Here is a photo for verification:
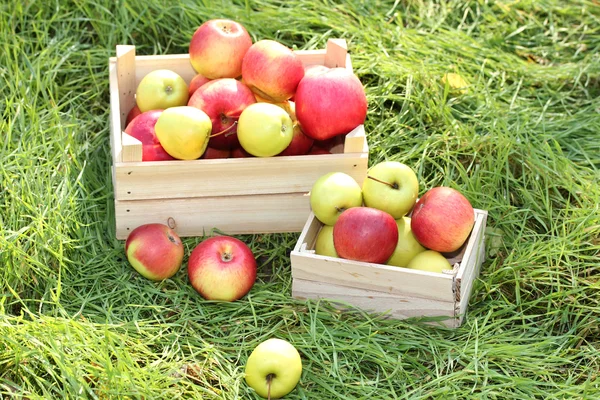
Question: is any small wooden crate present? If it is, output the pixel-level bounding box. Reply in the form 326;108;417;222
108;39;369;239
290;209;488;328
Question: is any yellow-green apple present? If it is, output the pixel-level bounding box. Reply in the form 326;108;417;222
314;225;337;258
237;102;294;157
411;187;475;253
386;217;426;268
241;39;305;102
155;106;212;160
295;68;367;140
245;338;302;399
362;161;419;219
125;223;184;281
188;73;211;97
188;236;257;301
333;207;398;264
201;146;231;159
135;69;189;112
124;110;175;161
406;250;452;273
189;19;252;79
188;78;256;150
309;172;363;226
125;103;142;126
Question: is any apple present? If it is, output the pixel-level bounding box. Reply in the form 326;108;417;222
125;223;184;281
154;106;212;160
245;338;302;399
241;39;305;102
231;146;254;158
333;207;398;264
188;236;257;301
307;146;331;155
386;217;426;268
188;73;211;97
124;110;175;162
135;69;189;112
125;103;142;126
309;172;363;226
411;187;475;253
188;78;256;150
189;19;253;79
201;146;231;159
237;102;294;157
277;124;313;156
362;161;419;219
314;225;338;258
295;67;367;141
406;250;452;274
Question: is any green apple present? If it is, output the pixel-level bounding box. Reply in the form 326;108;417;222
245;338;302;399
405;250;452;274
386;216;426;268
314;225;337;257
135;69;189;112
237;102;294;157
361;161;419;219
309;172;363;226
154;106;212;160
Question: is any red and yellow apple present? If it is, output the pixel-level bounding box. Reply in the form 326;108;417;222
188;73;211;97
124;110;175;162
135;69;189;112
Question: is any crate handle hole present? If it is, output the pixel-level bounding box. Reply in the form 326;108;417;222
167;217;176;229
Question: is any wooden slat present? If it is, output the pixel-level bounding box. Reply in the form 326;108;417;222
343;125;368;154
116;45;136;128
121;132;142;162
324;39;348;68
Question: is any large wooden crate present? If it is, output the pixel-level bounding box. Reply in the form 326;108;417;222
290;209;488;328
108;39;369;239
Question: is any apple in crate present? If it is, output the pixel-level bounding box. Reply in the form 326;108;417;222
189;19;252;79
386;217;426;268
406;250;453;274
237;103;294;157
362;161;419;219
124;110;175;161
277;124;313;156
310;172;363;226
135;69;189;112
245;338;302;399
314;225;337;258
411;187;475;253
188;236;257;301
125;104;142;126
201;146;231;159
241;39;305;102
125;223;184;281
333;207;398;264
307;146;331;155
188;73;211;97
295;68;367;141
155;106;212;160
188;78;256;150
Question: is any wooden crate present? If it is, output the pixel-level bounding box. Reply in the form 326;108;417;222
290;209;488;328
108;39;369;239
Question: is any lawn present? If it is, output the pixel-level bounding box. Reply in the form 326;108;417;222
1;0;600;398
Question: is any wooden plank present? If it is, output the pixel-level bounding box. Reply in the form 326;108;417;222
324;39;348;68
114;192;311;240
113;150;368;201
292;212;321;253
116;45;136;128
343;125;368;154
121;132;142;162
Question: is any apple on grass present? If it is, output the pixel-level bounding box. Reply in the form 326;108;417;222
314;225;337;258
406;250;453;274
155;106;212;160
386;217;426;268
237;102;294;157
125;223;184;281
411;186;475;253
188;236;257;301
135;69;189;112
124;110;175;162
189;19;253;79
241;39;305;102
333;207;398;264
188;78;256;150
362;161;419;219
295;67;367;141
245;338;302;399
309;172;363;226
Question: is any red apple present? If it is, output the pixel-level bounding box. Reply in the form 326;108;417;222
125;223;184;281
188;236;257;301
124;110;175;161
241;39;305;102
307;146;331;155
188;73;211;97
295;68;367;141
125;104;142;126
333;207;398;264
410;187;475;253
201;146;231;159
230;146;253;158
188;78;256;149
189;19;252;79
278;124;314;156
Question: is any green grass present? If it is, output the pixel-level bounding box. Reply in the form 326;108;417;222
1;0;599;398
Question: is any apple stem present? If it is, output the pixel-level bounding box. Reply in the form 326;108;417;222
366;175;399;189
210;121;238;138
266;373;274;400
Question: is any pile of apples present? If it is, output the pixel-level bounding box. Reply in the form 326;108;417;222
125;18;368;161
310;161;476;272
